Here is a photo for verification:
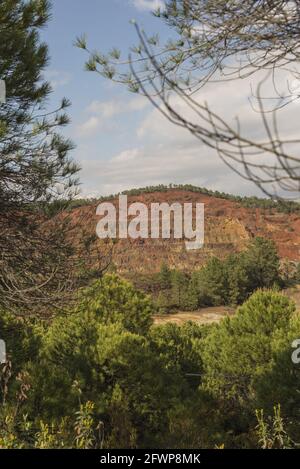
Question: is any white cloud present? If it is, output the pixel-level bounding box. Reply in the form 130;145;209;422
111;148;141;163
44;70;71;89
87;100;120;119
87;95;148;118
78;65;300;197
78;95;149;137
79;137;255;198
77;116;101;137
137;68;300;151
131;0;165;11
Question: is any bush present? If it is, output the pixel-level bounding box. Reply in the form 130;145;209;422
0;311;40;374
75;274;154;335
201;290;295;404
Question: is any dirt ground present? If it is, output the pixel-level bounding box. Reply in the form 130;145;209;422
153;285;300;326
153;306;235;326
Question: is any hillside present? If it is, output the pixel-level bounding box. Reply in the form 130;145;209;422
66;186;300;275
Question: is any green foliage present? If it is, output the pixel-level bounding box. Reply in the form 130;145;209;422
148;322;204;389
104;385;137;449
0;311;41;374
75;274;154;335
196;257;229;306
202;290;295;404
256;404;293;449
34;420;67;449
0;0;79;206
5;0;299;450
200;237;280;306
0;0;80;313
1;274;299;448
226;254;251;305
159;263;172;289
33;320;181;446
156;290;171;314
243;237;280;290
295;263;300;283
253;313;300;430
153;237;281;313
74;401;97;449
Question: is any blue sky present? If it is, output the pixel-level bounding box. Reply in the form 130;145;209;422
40;0;275;198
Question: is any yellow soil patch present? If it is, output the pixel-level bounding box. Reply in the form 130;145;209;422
153;306;235;326
153;285;300;326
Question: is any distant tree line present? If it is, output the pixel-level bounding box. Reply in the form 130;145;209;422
141;237;282;313
65;184;300;214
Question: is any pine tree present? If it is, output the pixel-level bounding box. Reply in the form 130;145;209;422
0;0;80;313
196;257;229;306
243;237;281;291
159;263;172;290
185;276;199;311
157;291;170;314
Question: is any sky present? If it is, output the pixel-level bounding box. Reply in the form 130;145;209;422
40;0;299;199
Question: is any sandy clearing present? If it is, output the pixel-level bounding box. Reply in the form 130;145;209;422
153;306;235;326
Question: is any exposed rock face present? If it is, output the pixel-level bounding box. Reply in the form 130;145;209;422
67;190;300;274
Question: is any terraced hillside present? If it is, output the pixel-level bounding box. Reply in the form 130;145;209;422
66;187;300;274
